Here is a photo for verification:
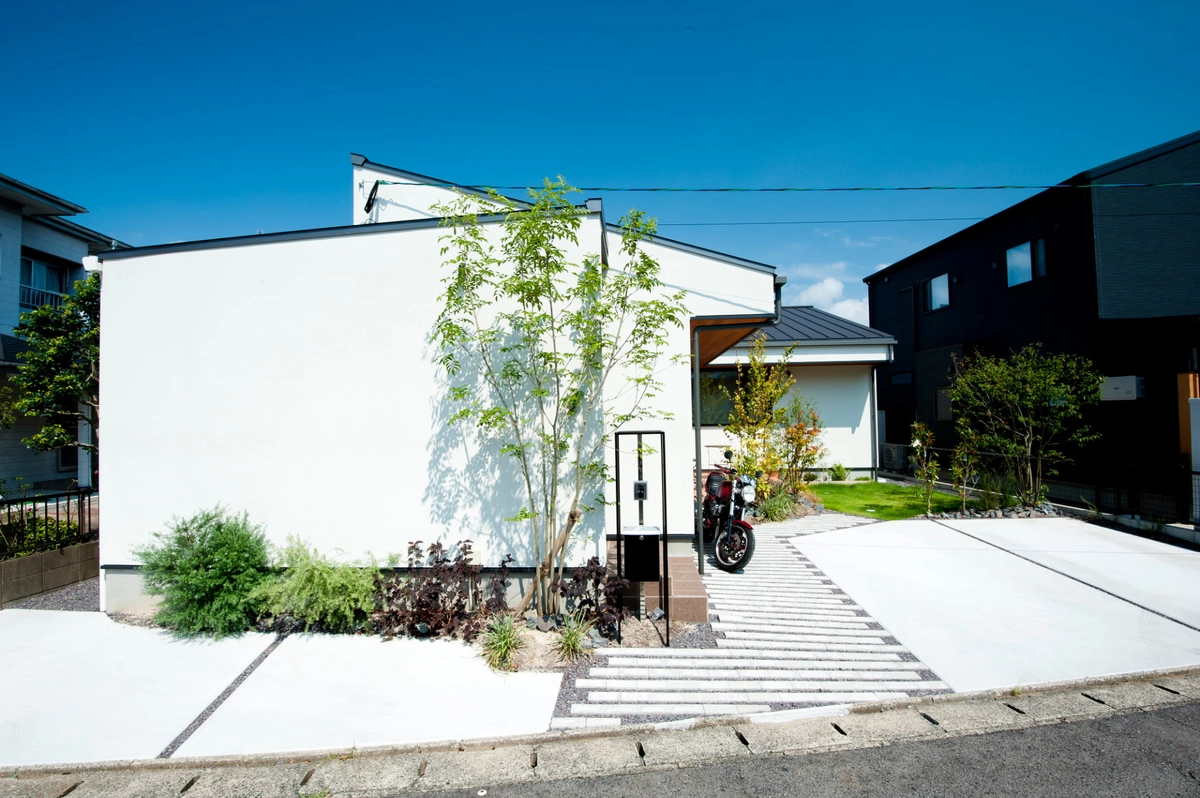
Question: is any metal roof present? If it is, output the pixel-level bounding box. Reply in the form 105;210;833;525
0;172;88;217
750;306;895;345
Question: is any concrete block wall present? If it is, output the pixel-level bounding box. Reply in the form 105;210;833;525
1;540;98;606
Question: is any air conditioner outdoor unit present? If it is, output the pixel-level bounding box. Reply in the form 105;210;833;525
880;443;907;472
1100;375;1144;401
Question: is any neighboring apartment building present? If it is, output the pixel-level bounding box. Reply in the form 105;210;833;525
865;130;1200;483
0;172;125;491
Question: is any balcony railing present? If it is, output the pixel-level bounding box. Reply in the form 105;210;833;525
19;285;64;310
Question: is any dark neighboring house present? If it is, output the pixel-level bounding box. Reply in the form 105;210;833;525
864;130;1200;505
0;171;126;491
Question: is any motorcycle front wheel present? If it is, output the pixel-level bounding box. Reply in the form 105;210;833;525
713;524;756;572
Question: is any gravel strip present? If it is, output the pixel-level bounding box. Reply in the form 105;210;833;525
157;633;288;758
4;577;99;612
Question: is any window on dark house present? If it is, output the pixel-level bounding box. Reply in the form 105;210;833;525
922;273;950;311
1006;238;1046;287
935;388;953;420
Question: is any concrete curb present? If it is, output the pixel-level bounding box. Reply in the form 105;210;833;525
6;664;1199;785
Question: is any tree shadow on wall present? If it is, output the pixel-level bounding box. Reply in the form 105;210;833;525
422;348;605;571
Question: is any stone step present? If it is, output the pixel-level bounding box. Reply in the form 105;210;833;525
720;629;888;642
711;618;873;631
717;639;908;653
586;691;921;704
549;717;621;729
571;703;773;716
577;678;945;691
586;668;926;680
598;658;924;671
712;609;863;620
602;648;903;661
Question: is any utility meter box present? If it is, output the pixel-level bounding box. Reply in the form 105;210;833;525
622;525;661;582
1100;375;1145;401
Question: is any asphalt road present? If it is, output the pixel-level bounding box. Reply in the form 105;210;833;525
421;702;1200;798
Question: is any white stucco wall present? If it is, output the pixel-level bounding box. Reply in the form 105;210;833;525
602;231;777;542
98;214;778;609
352;163;502;225
699;364;878;473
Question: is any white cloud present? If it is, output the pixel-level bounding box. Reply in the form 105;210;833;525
797;277;845;307
826;298;871;325
782;270;873;326
873;262;892;272
816;229;893;248
788;260;849;280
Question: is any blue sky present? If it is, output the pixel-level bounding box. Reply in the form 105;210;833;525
5;0;1197;324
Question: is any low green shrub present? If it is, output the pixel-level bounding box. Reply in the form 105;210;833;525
754;491;795;522
251;537;378;632
829;463;849;482
480;614;524;670
134;507;269;637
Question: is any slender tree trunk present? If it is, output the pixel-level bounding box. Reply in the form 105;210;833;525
515;504;581;616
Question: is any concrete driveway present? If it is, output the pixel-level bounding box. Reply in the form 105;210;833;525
0;611;561;768
3;515;1199;768
791;517;1200;693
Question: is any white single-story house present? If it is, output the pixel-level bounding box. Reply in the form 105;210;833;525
94;155;794;611
700;306;895;477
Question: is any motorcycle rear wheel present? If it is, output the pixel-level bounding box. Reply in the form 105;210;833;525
713;525;756;572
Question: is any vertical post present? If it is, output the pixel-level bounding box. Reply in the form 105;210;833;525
660;431;670;647
693;329;705;576
614;435;624;644
636;433;645;527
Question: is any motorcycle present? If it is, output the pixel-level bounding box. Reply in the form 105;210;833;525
702;449;758;572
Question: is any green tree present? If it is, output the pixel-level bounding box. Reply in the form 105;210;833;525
780;395;825;491
7;272;101;457
949;344;1103;506
910;421;938;515
432;180;688;616
724;333;794;495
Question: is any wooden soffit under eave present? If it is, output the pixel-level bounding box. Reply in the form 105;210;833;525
691;317;771;366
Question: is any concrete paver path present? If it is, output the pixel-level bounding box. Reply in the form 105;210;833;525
556;513;949;726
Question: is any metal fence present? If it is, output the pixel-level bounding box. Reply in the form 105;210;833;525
0;489;98;561
878;444;1197;525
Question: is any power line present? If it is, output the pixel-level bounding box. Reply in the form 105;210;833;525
658;216;984;227
656;211;1200;227
376;179;1200;193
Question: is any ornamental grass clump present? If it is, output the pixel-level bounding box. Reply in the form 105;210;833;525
251;536;378;632
480;614;524;670
134;507;269;637
554;610;594;663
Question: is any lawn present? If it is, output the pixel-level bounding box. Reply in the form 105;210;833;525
810;481;966;520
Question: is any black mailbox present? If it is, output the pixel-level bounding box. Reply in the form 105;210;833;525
623;526;661;581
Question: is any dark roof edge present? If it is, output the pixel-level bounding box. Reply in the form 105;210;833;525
0;171;88;216
865;129;1200;285
863;189;1047;284
751;336;897;347
604;222;777;275
350;153;531;208
37;216;130;252
93;206;602;262
1075;129;1200;181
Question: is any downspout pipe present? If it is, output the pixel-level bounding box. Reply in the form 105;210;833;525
692;273;788;574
